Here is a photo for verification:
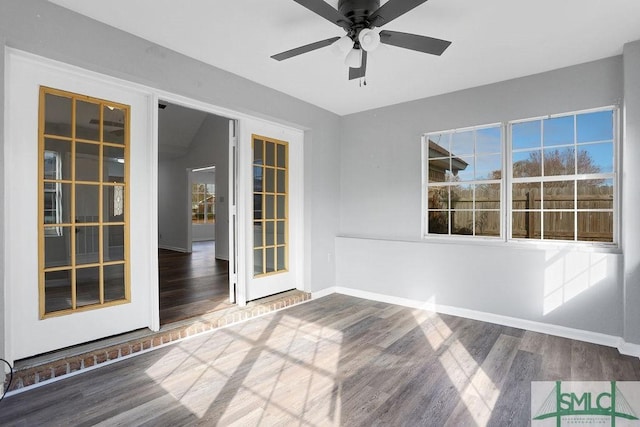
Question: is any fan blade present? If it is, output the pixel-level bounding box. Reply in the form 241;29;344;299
379;30;451;55
271;37;340;61
348;50;367;80
369;0;429;27
293;0;351;29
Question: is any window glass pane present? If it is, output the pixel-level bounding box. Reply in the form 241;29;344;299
75;184;100;222
277;221;286;245
543;115;574;146
476;127;501;154
103;105;126;144
512;183;541;210
44;94;72;137
76;143;100;182
44;227;71;268
475;184;501;209
103;146;125;183
543;181;574;209
428;159;450;182
253;139;263;163
577;212;613;243
265;142;275;166
577;110;613;143
265;221;275;246
453;157;474;182
450;184;472;209
45;270;72;313
277;169;286;193
277;144;286;168
577;179;613;209
265;168;275;192
577;142;613;174
543;211;575;241
254;249;263;275
253;222;263;248
277;246;286;271
104;185;125;222
476;154;501;180
428;187;449;210
104;264;126;302
103;225;125;262
76;100;100;141
513;150;541;177
451;131;474;156
428;211;448;234
265;247;275;273
76;225;100;265
475;211;500;237
512;211;541;239
265;195;275;219
543;147;575;176
76;267;100;307
427;133;449;158
512;121;541;150
451;211;473;235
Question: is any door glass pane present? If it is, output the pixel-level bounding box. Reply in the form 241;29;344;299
44;227;71;268
265;221;275;246
103;105;126;144
76;143;100;182
277;144;286;168
104;264;126;302
265;195;275;219
265;142;275;166
254;194;263;220
103;225;125;262
265;247;275;273
76;100;100;141
277;221;286;245
277;195;286;218
104;185;125;222
103;146;125;183
44;139;71;179
76;184;100;223
76;225;100;265
277;169;286;193
44;183;71;224
254;249;263;275
253;222;263;248
265;168;275;192
44;270;72;313
253;139;263;163
44;94;72;137
277;246;286;271
76;267;100;307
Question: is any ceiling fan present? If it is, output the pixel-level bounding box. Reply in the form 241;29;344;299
271;0;451;80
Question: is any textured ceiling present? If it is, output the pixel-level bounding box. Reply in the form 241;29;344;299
49;0;640;115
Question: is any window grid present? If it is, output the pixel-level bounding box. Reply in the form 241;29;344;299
252;134;288;277
39;86;130;318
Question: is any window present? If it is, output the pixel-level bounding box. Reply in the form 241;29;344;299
425;124;503;237
192;183;215;224
253;135;288;276
39;86;130;317
423;107;617;245
511;109;615;242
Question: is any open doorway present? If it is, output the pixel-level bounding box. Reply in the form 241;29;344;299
157;101;234;325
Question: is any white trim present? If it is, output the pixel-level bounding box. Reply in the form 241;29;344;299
312;286;640;358
158;244;189;253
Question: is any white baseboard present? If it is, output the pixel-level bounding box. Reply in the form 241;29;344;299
158;244;189;253
311;286;639;358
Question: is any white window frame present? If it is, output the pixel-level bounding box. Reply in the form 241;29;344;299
422;106;619;248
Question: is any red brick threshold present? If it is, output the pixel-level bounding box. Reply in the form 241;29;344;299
4;290;311;394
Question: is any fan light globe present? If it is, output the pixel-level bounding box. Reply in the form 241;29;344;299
332;35;353;55
344;48;362;67
358;28;380;52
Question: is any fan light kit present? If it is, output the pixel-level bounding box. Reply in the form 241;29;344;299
271;0;452;81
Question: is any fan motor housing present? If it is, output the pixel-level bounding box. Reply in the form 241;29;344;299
338;0;380;25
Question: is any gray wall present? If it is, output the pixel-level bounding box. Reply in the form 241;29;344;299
158;114;229;256
337;56;633;341
0;0;342;311
623;40;640;345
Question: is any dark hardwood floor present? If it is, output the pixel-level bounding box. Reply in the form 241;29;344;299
2;293;639;426
159;241;231;325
